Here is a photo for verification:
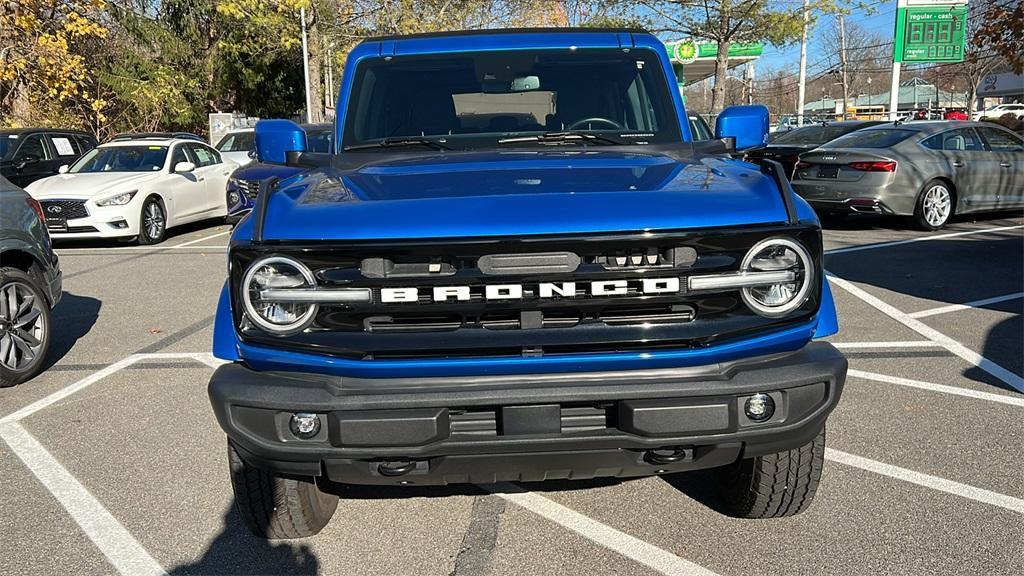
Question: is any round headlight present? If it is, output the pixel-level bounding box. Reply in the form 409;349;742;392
740;238;813;317
241;256;317;334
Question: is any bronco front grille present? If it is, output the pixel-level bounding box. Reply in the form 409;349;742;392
231;226;822;359
41;200;89;220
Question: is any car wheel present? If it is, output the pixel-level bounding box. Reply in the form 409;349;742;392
138;196;167;245
228;441;339;539
0;268;51;387
715;426;826;518
913;180;954;231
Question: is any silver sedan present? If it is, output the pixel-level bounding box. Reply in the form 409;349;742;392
791;121;1024;229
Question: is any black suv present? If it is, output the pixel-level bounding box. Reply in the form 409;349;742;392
1;129;98;187
0;176;62;386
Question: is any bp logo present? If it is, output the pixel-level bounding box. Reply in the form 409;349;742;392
673;40;698;64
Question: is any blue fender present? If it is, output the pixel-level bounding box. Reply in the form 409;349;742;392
212;282;241;361
814;273;839;339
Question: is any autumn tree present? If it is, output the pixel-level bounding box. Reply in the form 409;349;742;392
1;1;109;129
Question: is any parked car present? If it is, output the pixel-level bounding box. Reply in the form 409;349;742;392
215;128;256;167
1;128;98;188
208;28;845;539
792;120;1023;230
0;176;62;386
25;134;237;244
688;113;714;140
972;102;1024;121
943;108;969;121
225;123;332;224
745;120;887;178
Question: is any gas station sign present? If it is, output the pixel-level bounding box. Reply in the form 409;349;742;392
894;0;968;63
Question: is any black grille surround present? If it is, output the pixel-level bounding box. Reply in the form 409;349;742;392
231;225;823;360
40;200;89;220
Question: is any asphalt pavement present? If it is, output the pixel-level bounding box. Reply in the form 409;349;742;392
2;213;1022;576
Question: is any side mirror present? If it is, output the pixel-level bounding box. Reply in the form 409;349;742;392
15;154;40;170
715;104;770;151
58;164;70;174
255;119;307;165
174;161;196;173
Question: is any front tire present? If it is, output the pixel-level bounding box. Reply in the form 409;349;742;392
715;426;826;518
228;442;338;539
0;268;52;387
137;196;167;245
913;180;954;231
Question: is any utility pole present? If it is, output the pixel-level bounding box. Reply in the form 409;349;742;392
797;0;809;125
888;0;903;120
300;7;313;123
839;15;849;120
745;62;756;105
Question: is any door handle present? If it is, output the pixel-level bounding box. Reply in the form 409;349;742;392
952;161;964;167
198;177;206;182
1000;162;1012;168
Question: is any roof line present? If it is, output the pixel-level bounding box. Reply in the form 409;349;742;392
361;27;648;43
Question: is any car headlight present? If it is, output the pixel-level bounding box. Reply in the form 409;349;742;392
97;190;138;206
740;238;813;317
241;256;317;334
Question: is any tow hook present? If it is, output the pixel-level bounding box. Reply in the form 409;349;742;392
643;447;692;466
377;460;417;477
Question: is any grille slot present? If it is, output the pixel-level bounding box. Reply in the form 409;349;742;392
600;304;696;326
450;405;610;438
237;179;261;199
41;200;89;220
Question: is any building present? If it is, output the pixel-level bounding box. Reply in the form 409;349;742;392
803;78;968;119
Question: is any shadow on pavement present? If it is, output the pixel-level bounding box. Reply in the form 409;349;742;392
827;233;1023;390
43;291;101;370
167;501;319;575
819;210;1024;232
966;314;1024;387
51;218;227;250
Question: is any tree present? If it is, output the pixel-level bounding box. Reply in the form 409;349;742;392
1;1;109;129
638;1;830;113
973;0;1023;74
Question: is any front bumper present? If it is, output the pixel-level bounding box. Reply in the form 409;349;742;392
209;342;847;485
46;202;140;239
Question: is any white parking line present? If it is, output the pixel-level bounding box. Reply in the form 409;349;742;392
825;449;1024;514
827;274;1024;394
0;423;167;576
848;369;1024;407
825;224;1024;255
908;292;1024;319
169;230;230;248
832;341;943;349
488;484;718;576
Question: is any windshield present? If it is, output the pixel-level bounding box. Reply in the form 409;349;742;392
307;128;333;153
70;145;169;173
822;129;915;149
216;131;255;153
772;125;862;146
0;135;13;160
343;48;681;150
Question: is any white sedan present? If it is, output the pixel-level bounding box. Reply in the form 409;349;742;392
26;136;236;244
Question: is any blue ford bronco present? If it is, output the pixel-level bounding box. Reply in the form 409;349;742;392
208;28;846;539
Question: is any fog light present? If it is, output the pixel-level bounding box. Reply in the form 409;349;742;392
289;413;321;438
228;190;241;205
744;394;775;422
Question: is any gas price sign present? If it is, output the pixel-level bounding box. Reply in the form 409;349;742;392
893;0;968;63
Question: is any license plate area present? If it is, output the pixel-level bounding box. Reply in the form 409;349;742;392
45;215;68;233
817;165;840;179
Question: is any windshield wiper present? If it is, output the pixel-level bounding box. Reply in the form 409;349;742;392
497;131;625;146
344;137;451;151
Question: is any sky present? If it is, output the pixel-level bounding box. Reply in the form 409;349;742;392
755;1;902;77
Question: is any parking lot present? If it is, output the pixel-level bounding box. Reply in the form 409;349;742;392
2;214;1022;576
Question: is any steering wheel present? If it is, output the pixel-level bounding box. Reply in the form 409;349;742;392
566;117;624;131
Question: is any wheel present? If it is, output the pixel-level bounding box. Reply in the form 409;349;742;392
715;426;826;518
0;268;51;387
913;180;954;231
137;196;167;245
228;442;338;539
